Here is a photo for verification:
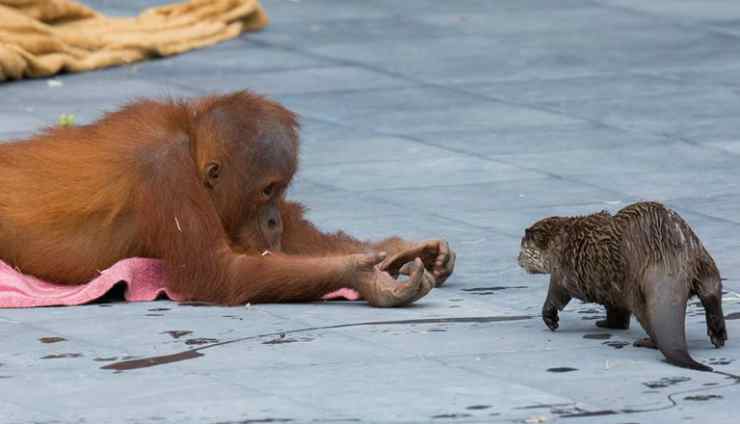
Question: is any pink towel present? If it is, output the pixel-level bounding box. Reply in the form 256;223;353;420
0;258;359;308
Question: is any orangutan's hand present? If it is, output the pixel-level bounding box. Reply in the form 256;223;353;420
380;240;456;286
349;254;435;307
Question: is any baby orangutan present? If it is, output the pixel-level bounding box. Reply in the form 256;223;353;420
0;90;456;307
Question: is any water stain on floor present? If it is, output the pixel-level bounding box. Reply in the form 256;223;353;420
558;410;617;418
461;286;526;295
41;353;82;359
93;357;119;362
431;413;471;419
603;341;630;349
465;405;491;410
39;337;66;344
262;335;314;345
101;350;203;371
643;376;691;389
100;315;533;371
581;315;605;321
185;338;219;345
547;367;578;373
708;357;734;366
516;403;574;410
724;312;740;320
163;330;193;339
148;307;170;312
684;394;722;401
583;333;611;340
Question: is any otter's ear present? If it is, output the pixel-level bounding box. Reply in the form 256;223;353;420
204;161;221;189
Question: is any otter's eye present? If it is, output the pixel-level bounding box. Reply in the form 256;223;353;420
262;184;274;197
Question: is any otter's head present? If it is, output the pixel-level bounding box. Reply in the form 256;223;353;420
517;217;569;274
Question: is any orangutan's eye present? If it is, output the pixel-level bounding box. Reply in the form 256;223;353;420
262;184;274;197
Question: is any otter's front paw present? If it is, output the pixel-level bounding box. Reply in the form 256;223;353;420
542;306;559;331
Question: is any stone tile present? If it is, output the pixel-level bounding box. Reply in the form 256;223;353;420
415;2;659;37
570;167;740;202
458;73;700;105
413;124;669;156
153;65;413;97
369;178;632;218
299;154;543;192
297;130;459;167
306;35;601;84
197;357;575;423
140;41;329;75
539;87;740;136
252;16;457;47
279;86;482;120
668;194;740;226
600;0;740;23
492;142;737;176
705;139;740;155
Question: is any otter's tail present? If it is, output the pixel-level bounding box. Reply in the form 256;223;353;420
643;267;712;372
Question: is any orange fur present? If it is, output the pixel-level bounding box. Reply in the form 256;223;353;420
0;91;417;305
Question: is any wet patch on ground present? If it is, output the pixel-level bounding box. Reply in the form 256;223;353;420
163;330;193;339
581;315;606;321
547;367;578;373
684;394;723;401
185;338;219;345
583;333;611;340
516;403;573;410
558;409;618;418
41;353;82;359
102;350;203;371
708;357;734;366
430;413;472;419
643;376;691;389
100;315;534;371
603;341;630;349
461;286;527;295
262;335;314;345
39;337;66;344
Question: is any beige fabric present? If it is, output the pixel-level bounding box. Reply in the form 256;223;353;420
0;0;268;81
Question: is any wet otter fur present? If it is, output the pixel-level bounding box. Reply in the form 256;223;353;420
518;201;727;371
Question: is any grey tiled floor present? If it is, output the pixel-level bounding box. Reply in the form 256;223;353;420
2;1;740;423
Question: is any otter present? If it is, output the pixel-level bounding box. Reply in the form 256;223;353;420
517;201;727;371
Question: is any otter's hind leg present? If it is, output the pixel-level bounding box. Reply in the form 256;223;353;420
694;273;727;348
597;306;631;329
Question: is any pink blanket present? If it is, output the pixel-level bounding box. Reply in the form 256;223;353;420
0;258;359;308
